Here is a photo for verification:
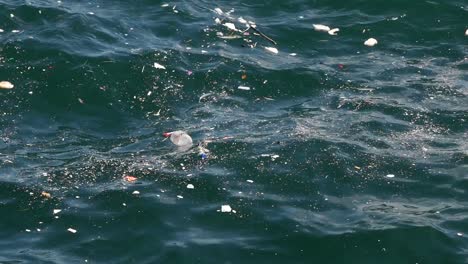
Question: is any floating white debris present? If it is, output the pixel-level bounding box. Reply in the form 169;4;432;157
364;38;378;47
87;12;94;15
201;50;208;53
186;184;195;189
11;30;20;33
214;18;221;24
457;232;463;236
271;154;280;160
246;179;254;183
132;190;140;195
223;22;237;31
313;24;331;32
265;47;278;54
25;229;31;232
289;53;297;56
177;195;183;199
0;81;14;89
10;14;14;18
214;7;223;15
53;209;62;215
238;17;247;24
386;174;395;178
161;3;169;7
328;28;339;36
238;86;251;91
0;29;3;33
465;29;468;36
67;228;77;234
221;205;232;213
153;62;166;69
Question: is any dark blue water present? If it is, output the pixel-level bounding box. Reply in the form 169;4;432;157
0;0;467;263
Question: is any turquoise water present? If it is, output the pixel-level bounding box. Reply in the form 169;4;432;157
0;0;467;263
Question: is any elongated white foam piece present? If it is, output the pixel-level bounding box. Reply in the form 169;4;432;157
313;24;331;32
221;205;232;212
265;47;278;54
153;62;166;69
0;81;14;89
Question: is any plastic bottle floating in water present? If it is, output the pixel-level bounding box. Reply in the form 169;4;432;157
163;131;193;146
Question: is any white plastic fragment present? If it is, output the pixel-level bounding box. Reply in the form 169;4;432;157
265;47;278;54
221;205;232;213
238;86;251;91
67;228;77;234
238;17;247;24
313;24;331;32
214;7;223;15
0;29;4;33
53;209;62;215
0;81;14;89
246;179;254;183
465;29;468;36
186;184;194;189
364;38;378;47
328;28;340;36
10;14;14;18
11;30;20;33
153;62;166;69
25;229;31;232
214;18;221;24
132;190;140;195
223;22;237;31
161;3;169;7
177;195;183;199
289;53;297;56
457;232;463;236
386;174;395;178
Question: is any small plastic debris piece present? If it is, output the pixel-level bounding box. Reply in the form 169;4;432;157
177;195;183;199
354;166;361;170
10;14;14;18
153;62;166;69
0;29;3;33
161;3;169;7
53;209;62;215
0;81;14;89
457;232;463;236
289;53;297;56
241;74;247;80
328;28;339;35
214;7;223;15
25;229;31;232
187;184;194;189
132;190;140;195
265;47;278;54
223;23;237;31
465;29;468;36
78;98;84;104
238;86;251;91
221;205;232;213
313;24;331;32
246;180;254;183
163;131;193;146
386;174;395;178
214;18;221;24
11;30;20;33
124;175;137;182
238;17;247;24
364;38;378;47
41;191;51;198
67;228;77;234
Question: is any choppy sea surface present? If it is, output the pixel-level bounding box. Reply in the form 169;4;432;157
0;0;467;263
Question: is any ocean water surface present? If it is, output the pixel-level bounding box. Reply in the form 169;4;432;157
0;0;467;263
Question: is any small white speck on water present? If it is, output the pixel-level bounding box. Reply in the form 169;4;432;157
67;228;77;234
186;184;194;189
221;205;232;212
177;195;183;199
132;190;140;195
386;174;395;178
246;180;254;183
